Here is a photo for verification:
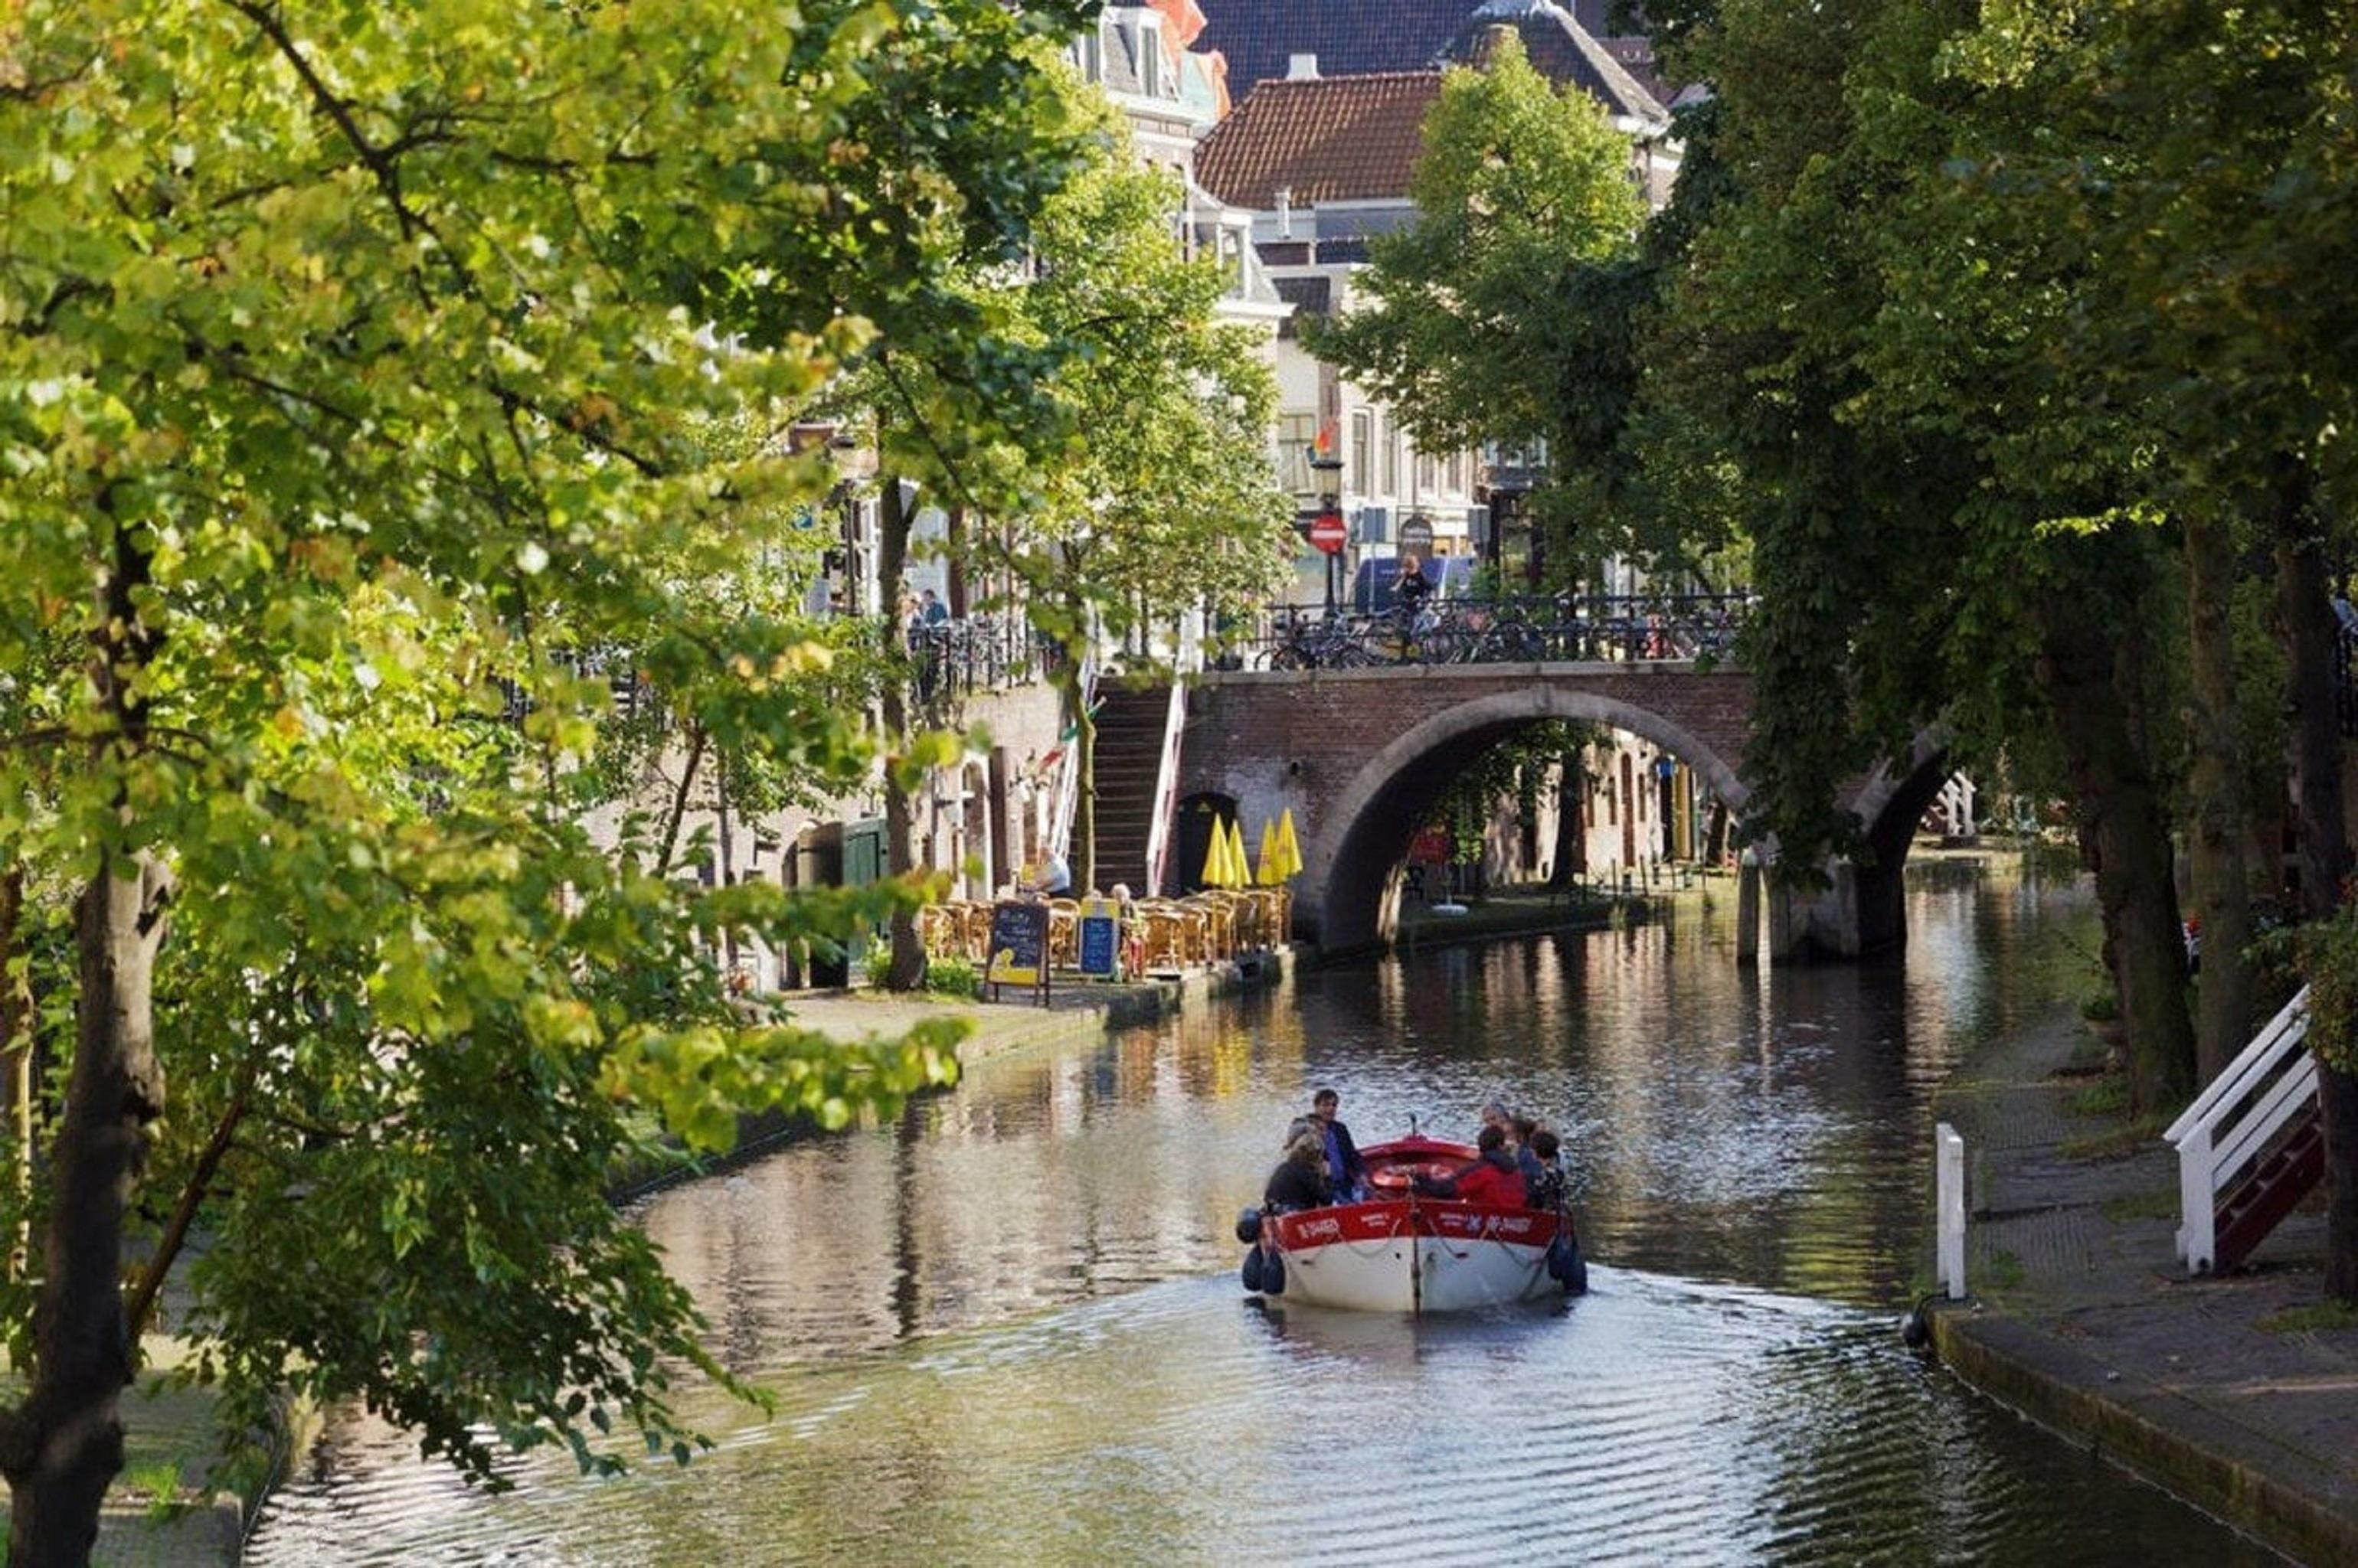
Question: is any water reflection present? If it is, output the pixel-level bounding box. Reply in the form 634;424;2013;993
248;856;2273;1565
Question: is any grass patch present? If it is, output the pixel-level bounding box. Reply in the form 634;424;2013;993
120;1461;191;1524
2059;1112;2169;1161
2067;1080;2130;1117
2101;1187;2181;1223
2056;1034;2115;1077
1978;1249;2026;1292
2257;1300;2358;1334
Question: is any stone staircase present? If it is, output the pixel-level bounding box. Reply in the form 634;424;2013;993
1090;683;1174;895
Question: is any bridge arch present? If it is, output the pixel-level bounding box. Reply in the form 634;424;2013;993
1791;731;1953;959
1309;686;1750;952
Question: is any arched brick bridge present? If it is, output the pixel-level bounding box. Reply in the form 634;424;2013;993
1176;662;1952;958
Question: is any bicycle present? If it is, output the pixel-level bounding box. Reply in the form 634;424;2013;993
1268;610;1374;670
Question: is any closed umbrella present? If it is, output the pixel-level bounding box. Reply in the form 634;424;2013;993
1257;820;1282;886
1277;808;1303;880
1202;820;1229;889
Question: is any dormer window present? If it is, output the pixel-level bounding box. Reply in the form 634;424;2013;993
1133;13;1164;96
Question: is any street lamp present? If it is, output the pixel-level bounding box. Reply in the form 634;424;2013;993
1307;449;1346;613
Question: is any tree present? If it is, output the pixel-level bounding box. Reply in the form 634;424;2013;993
1916;0;2358;1294
739;15;1097;987
1631;0;2204;1109
1308;33;1647;573
990;125;1296;895
0;2;1077;1557
1647;0;2356;1278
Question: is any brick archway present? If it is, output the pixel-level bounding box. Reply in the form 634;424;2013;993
1180;666;1755;952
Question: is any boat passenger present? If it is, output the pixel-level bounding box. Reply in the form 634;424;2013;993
1309;1087;1369;1200
1412;1125;1526;1207
1264;1129;1334;1214
1511;1112;1545;1191
1480;1100;1513;1138
1526;1127;1568;1214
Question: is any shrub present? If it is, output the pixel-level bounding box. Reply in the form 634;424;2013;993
927;956;983;999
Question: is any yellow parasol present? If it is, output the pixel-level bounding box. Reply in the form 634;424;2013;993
1277;807;1303;880
1256;819;1282;886
1202;819;1229;888
1222;816;1248;887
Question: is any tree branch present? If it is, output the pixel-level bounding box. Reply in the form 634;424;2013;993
123;1057;254;1344
653;722;708;879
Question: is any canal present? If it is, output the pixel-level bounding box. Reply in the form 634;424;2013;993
247;857;2278;1563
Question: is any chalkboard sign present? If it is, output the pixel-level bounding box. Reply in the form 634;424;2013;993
986;899;1050;1002
1077;898;1120;982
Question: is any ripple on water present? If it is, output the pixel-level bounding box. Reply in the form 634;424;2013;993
247;1266;2270;1566
247;888;2275;1566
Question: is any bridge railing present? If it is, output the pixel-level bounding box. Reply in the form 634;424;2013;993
1231;592;1755;671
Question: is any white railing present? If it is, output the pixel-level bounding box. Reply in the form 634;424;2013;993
1045;659;1096;868
2165;985;2318;1274
1139;619;1197;897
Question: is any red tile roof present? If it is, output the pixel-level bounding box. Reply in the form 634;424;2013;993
1195;71;1444;209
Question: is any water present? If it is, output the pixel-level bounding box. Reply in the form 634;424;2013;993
247;858;2277;1564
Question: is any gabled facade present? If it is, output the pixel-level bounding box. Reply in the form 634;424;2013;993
1198;0;1681;116
1199;70;1485;593
1193;0;1688;599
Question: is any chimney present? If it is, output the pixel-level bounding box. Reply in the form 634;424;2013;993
1276;187;1293;238
1287;52;1319;79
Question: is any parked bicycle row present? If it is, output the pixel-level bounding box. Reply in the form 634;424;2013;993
1235;593;1755;671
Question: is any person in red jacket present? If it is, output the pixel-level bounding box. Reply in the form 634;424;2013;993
1413;1125;1526;1207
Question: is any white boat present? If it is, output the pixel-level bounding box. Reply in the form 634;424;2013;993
1245;1134;1585;1313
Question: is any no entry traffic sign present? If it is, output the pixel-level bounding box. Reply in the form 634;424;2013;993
1309;510;1347;554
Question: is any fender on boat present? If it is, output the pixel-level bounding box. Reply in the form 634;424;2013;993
1548;1233;1588;1295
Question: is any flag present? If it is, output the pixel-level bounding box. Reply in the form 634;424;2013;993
1310;418;1338;462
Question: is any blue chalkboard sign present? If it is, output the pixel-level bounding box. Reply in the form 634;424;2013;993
1077;898;1120;982
986;900;1050;1003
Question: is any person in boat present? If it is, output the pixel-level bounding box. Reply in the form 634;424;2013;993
1480;1100;1514;1142
1310;1087;1368;1201
1526;1127;1568;1214
1510;1112;1545;1191
1264;1129;1334;1214
1412;1124;1526;1207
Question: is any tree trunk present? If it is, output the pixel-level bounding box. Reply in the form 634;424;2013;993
2035;577;2195;1115
876;473;926;991
1548;760;1584;891
1065;590;1096;897
944;505;969;619
3;860;172;1568
2;865;31;1279
2271;459;2357;1302
2185;501;2255;1083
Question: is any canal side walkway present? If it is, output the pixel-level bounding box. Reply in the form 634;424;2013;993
776;942;1300;1067
1930;1010;2358;1564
